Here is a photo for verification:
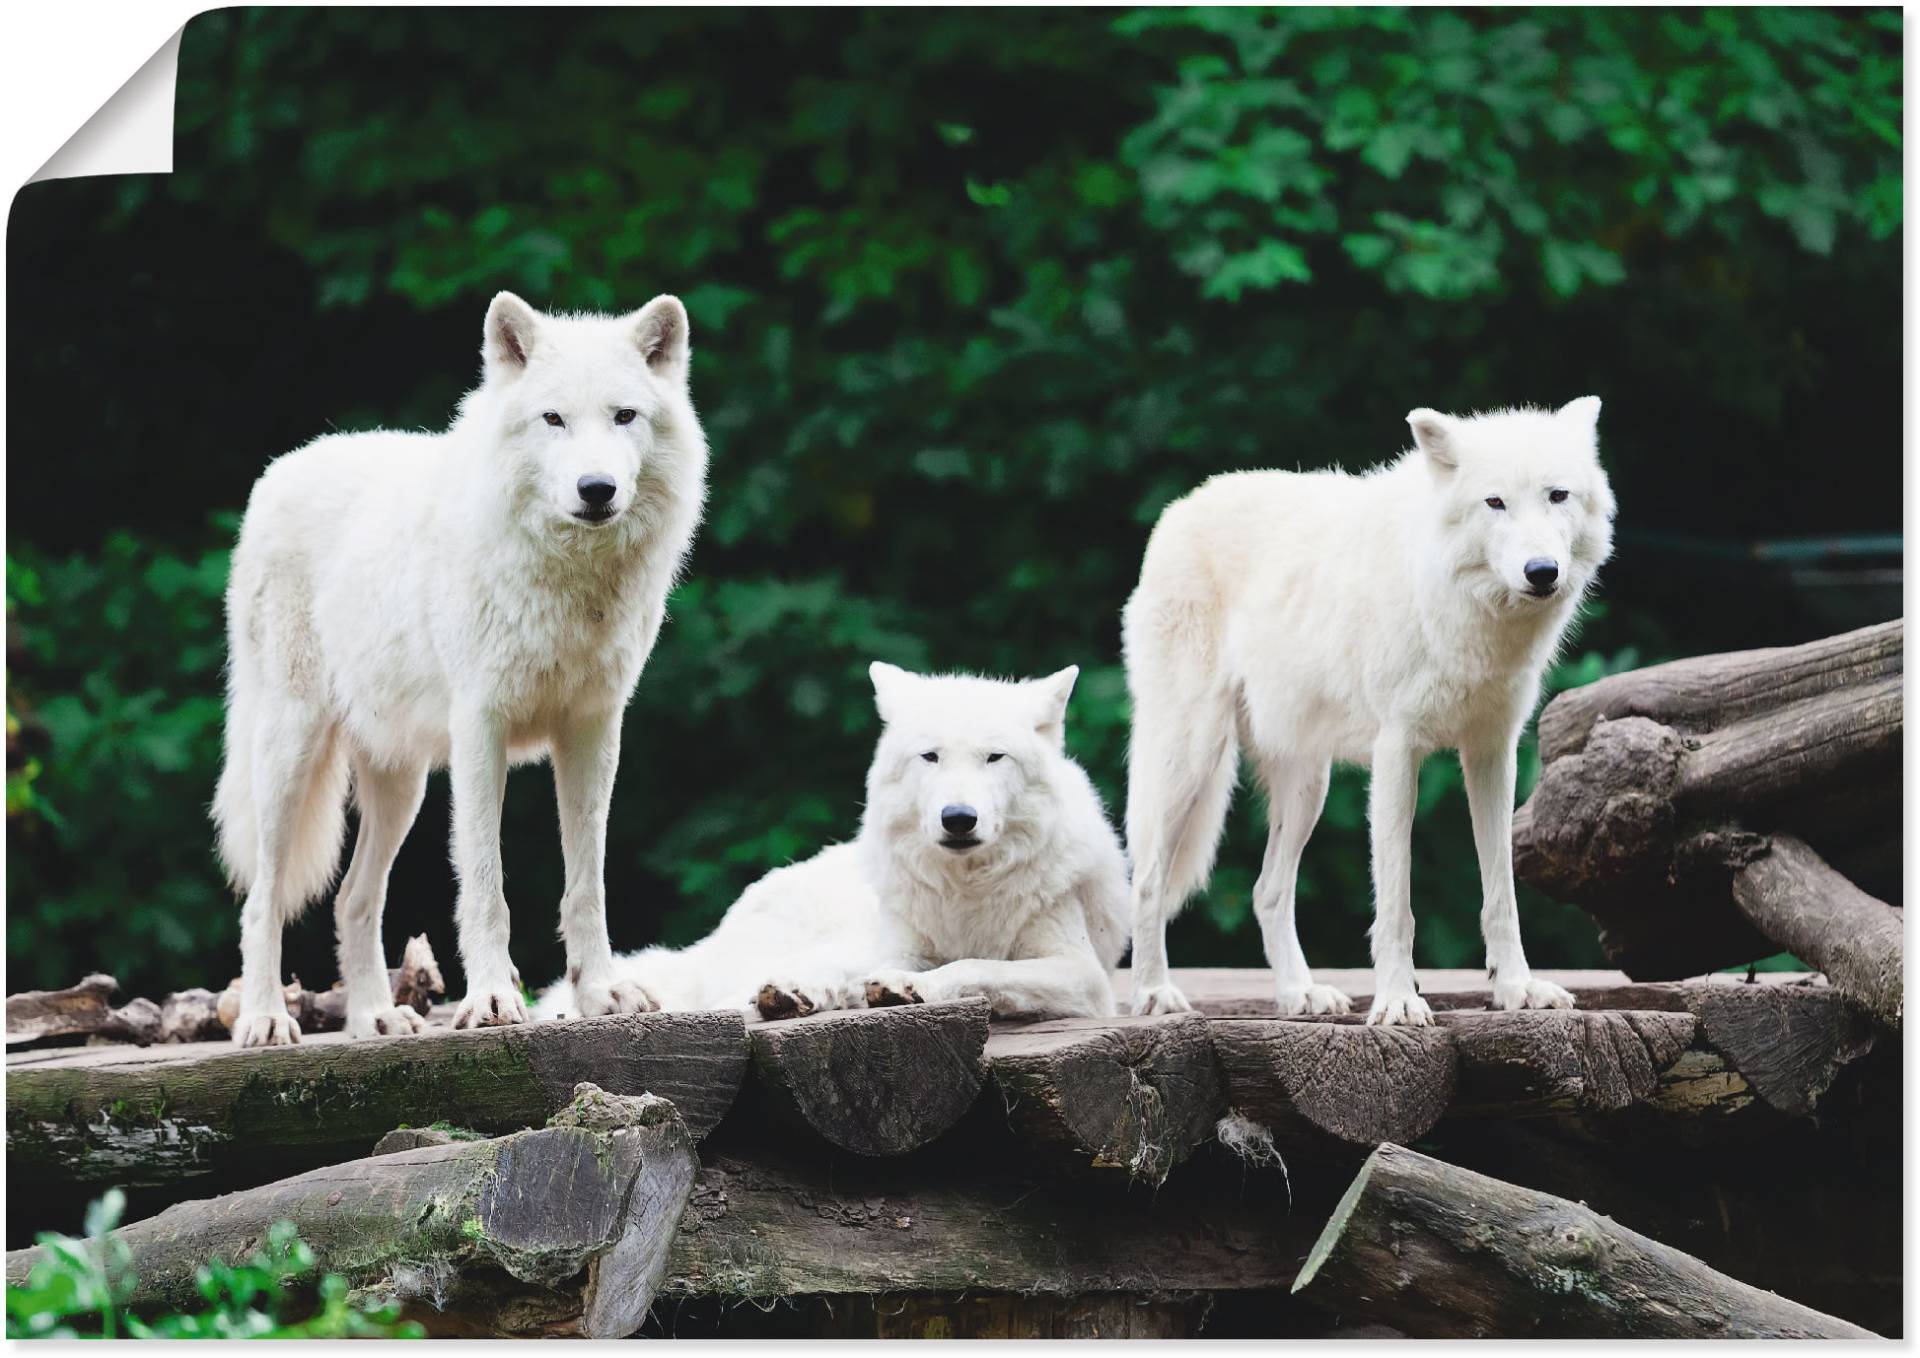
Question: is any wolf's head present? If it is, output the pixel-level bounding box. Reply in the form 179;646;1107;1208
1405;397;1616;612
862;663;1082;865
470;291;697;535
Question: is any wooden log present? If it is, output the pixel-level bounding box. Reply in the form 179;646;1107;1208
1444;1009;1697;1116
1515;622;1902;978
5;1085;698;1339
1730;835;1902;1031
5;975;180;1047
5;1010;746;1187
662;1147;1310;1301
1292;1142;1877;1338
745;999;988;1157
984;1013;1223;1184
1209;1018;1456;1147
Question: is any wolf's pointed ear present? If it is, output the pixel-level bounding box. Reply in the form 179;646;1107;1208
484;292;541;376
1406;408;1458;473
869;661;912;725
1029;665;1079;745
1559;395;1602;431
633;295;691;383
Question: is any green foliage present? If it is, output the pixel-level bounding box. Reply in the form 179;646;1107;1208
5;1191;422;1339
5;8;1902;994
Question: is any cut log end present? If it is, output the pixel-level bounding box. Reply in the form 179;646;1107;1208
1211;1018;1456;1147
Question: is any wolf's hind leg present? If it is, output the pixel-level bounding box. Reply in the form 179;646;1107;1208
1252;758;1348;1016
233;700;344;1046
336;754;428;1039
1463;737;1574;1013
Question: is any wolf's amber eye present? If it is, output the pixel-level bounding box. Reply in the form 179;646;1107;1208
920;751;939;763
986;752;1006;763
1548;488;1570;504
542;411;565;428
613;409;638;426
1484;496;1506;511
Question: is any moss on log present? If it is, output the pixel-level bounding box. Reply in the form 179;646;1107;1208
1293;1142;1877;1338
6;1010;746;1186
5;1087;699;1338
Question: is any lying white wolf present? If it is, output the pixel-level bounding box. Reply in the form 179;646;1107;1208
214;291;707;1045
1124;398;1616;1025
538;664;1129;1021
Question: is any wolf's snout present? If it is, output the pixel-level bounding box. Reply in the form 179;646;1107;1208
577;474;618;507
940;805;978;835
1524;558;1560;593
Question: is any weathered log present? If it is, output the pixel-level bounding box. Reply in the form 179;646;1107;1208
984;1013;1222;1184
1515;622;1902;978
6;1010;746;1186
662;1146;1309;1301
215;934;447;1035
745;999;988;1156
1292;1142;1876;1338
1209;1018;1456;1147
1444;1008;1697;1116
1730;835;1902;1031
4;976;188;1047
5;1086;697;1339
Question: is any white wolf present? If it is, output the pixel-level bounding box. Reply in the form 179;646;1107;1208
1124;398;1615;1025
537;664;1129;1022
214;291;707;1046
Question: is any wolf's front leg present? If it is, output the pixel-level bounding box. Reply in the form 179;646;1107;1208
912;956;1115;1019
1462;737;1573;1013
1366;732;1431;1026
449;707;527;1028
552;707;654;1018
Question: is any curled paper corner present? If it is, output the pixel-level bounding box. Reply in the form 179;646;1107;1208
30;27;184;184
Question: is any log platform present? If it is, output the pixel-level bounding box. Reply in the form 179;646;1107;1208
4;968;1896;1337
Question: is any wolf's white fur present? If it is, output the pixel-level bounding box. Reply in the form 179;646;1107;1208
538;665;1129;1022
214;292;707;1045
1123;399;1615;1024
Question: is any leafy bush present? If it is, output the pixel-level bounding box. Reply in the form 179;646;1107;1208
5;1190;422;1339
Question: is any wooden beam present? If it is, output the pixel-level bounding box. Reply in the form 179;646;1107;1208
1730;835;1902;1031
6;1010;746;1186
1293;1143;1877;1338
1211;1018;1456;1148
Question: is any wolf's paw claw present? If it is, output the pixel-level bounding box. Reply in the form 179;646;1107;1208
234;1012;301;1047
1366;991;1434;1027
1278;984;1353;1017
864;973;924;1008
755;981;817;1021
1132;983;1193;1016
453;985;529;1029
346;1006;425;1039
574;979;659;1018
1492;976;1575;1012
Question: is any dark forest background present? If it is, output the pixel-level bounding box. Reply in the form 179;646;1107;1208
6;7;1902;1001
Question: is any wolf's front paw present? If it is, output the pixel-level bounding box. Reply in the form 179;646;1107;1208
345;1006;426;1039
863;971;924;1008
453;984;529;1029
1492;975;1575;1012
755;981;818;1021
573;977;659;1018
233;1011;301;1047
1366;990;1433;1027
1132;982;1193;1016
1277;983;1352;1017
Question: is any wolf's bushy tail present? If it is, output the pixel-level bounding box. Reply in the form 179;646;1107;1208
211;658;350;916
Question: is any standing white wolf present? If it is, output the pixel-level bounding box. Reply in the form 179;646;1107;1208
214;291;707;1046
538;664;1129;1021
1124;399;1615;1025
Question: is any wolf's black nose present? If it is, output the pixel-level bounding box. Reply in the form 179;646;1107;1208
940;805;978;835
578;474;617;507
1524;558;1560;589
